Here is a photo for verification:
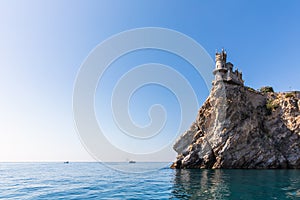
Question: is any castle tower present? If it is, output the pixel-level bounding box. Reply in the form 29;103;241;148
213;49;228;82
215;49;227;70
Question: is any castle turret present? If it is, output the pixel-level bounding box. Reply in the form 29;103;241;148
226;62;233;71
215;49;227;70
213;49;228;82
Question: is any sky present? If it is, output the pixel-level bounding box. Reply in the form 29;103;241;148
0;0;299;162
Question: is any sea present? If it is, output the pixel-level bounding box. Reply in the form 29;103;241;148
0;162;300;199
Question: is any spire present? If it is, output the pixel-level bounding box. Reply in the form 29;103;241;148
215;48;227;63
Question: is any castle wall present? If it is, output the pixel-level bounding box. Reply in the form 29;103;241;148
229;71;243;85
215;72;223;81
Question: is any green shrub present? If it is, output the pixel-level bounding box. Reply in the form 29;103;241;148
260;86;274;93
266;99;279;113
247;87;256;92
285;92;294;98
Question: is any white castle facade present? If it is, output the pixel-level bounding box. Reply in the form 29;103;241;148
213;49;244;85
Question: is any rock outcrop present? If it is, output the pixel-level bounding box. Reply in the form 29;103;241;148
171;82;300;169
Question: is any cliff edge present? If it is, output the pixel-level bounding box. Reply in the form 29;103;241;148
171;50;300;169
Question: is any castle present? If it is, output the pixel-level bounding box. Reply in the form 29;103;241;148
213;49;244;85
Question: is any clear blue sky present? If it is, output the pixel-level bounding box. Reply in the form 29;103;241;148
0;0;299;162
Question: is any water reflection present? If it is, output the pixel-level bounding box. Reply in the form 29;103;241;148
171;169;229;199
171;169;300;199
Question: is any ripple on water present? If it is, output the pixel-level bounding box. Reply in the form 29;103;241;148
1;163;300;199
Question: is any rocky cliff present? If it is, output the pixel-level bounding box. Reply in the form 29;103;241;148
171;82;300;169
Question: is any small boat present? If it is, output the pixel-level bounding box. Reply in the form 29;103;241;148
128;160;136;163
64;161;69;164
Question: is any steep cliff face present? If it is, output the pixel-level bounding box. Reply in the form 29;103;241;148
171;82;300;169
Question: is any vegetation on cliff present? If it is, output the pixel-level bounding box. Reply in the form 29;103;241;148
171;82;300;169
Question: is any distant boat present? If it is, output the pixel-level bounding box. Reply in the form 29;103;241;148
64;161;69;164
128;160;136;163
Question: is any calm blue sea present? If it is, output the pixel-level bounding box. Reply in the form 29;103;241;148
0;162;299;199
